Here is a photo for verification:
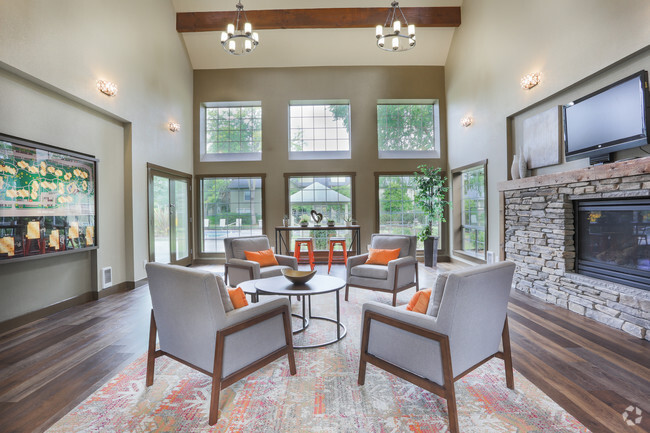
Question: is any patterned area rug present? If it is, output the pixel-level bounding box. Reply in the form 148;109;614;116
48;287;590;433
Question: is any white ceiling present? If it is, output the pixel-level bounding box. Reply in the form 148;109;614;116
172;0;463;69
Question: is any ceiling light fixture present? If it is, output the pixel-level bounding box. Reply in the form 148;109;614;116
221;1;259;55
521;72;541;90
376;1;415;52
96;80;117;96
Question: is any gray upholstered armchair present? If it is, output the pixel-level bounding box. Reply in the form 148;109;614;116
224;235;298;286
358;262;516;433
145;263;296;425
345;233;419;306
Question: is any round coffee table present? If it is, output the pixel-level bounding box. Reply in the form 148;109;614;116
239;275;347;349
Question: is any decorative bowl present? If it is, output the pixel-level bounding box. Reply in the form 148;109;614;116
281;269;316;284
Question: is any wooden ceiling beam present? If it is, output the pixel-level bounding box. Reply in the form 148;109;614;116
176;7;461;33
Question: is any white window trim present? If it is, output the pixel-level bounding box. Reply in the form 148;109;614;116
288;100;352;160
377;99;440;160
200;101;263;162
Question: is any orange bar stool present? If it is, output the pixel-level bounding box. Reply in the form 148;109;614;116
328;237;348;273
294;237;315;271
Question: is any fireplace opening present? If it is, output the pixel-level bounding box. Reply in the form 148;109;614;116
575;199;650;290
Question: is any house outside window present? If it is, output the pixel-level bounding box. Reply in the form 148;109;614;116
377;174;439;250
377;100;440;159
286;174;354;250
200;176;264;253
289;100;351;160
200;101;262;162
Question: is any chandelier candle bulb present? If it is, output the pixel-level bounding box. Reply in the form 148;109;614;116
229;40;236;52
245;39;252;52
408;24;415;37
376;25;383;38
392;37;399;50
221;32;228;42
227;23;235;36
393;20;401;34
221;1;259;56
378;37;385;48
244;22;252;35
252;32;259;42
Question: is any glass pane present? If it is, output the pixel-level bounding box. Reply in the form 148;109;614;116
174;179;189;260
377;104;435;152
289;103;350;153
153;176;170;264
201;177;263;253
205;105;262;155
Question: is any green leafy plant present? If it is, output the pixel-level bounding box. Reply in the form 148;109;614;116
299;214;310;225
412;165;450;242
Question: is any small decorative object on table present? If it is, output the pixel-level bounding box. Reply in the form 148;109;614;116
299;214;310;227
283;215;290;227
310;210;323;226
326;218;335;227
281;268;316;284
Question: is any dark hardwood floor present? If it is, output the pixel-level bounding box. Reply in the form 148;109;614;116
0;263;648;433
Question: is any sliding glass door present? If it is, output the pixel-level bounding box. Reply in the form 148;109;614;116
148;164;192;266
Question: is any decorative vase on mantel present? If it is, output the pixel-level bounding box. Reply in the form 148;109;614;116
511;154;521;180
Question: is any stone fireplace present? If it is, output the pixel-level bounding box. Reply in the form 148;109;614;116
499;157;650;340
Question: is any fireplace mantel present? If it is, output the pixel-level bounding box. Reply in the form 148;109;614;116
498;156;650;340
498;156;650;192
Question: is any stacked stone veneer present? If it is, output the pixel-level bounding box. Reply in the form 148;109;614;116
503;167;650;341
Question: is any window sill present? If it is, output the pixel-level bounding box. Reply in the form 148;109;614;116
452;249;487;264
200;152;262;162
378;150;440;160
289;150;351;160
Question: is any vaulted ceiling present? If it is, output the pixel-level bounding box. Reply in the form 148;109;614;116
172;0;463;69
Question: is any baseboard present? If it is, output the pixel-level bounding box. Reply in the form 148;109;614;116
0;278;147;333
0;291;95;334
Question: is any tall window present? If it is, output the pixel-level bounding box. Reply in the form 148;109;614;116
200;176;264;253
289;101;351;160
286;175;353;250
377;174;438;250
377;100;440;159
200;102;262;161
451;161;487;261
461;167;486;256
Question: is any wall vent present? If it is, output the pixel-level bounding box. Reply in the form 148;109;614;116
101;266;113;289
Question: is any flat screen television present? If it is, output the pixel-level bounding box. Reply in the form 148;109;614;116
563;70;649;163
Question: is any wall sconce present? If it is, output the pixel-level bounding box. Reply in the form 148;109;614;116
168;122;181;132
96;80;118;96
460;116;473;127
520;72;541;90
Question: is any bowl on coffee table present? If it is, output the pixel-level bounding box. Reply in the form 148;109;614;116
281;268;316;284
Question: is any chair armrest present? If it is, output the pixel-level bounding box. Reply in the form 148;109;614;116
386;256;417;290
227;258;260;275
361;301;442;335
346;253;369;280
223;296;290;329
275;254;298;269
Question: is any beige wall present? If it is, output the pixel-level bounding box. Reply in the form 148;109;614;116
194;66;447;255
444;0;650;260
0;0;193;322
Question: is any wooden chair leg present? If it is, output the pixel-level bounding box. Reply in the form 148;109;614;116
446;388;460;433
282;308;297;375
392;291;397;306
440;334;459;433
502;316;515;390
146;310;157;387
415;263;420;291
358;313;371;385
209;332;225;426
345;284;349;301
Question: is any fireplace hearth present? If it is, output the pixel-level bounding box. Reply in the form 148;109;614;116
576;199;650;290
500;157;650;340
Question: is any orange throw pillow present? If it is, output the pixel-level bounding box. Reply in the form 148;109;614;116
244;249;279;267
365;248;401;265
228;287;249;309
406;289;432;314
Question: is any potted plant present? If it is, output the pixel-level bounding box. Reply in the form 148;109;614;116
413;164;450;267
326;218;335;227
299;214;310;227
